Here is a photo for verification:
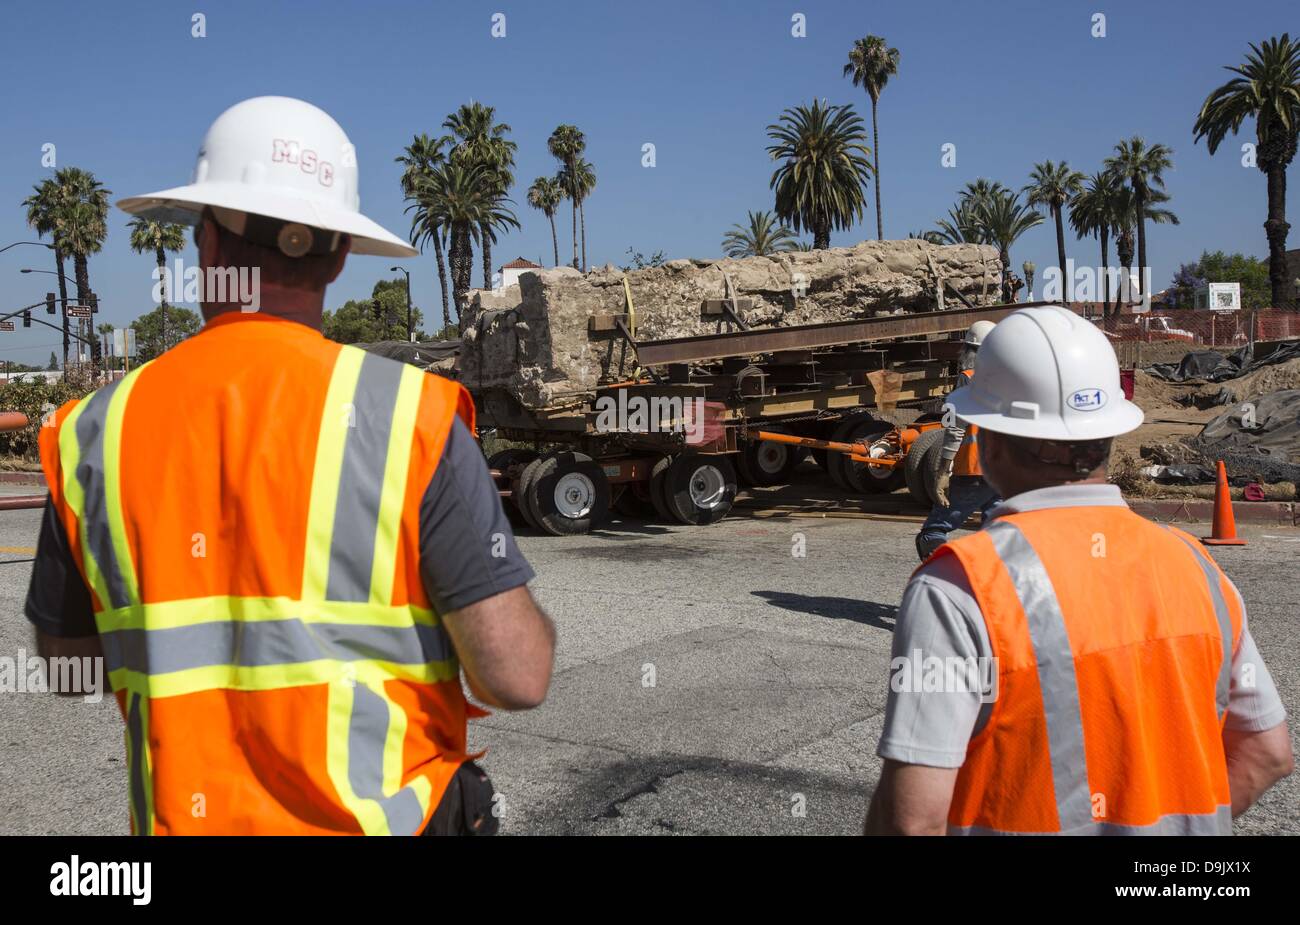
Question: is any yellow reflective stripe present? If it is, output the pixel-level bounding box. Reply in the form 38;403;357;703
103;369;144;606
57;399;115;607
302;347;366;601
94;595;437;633
369;366;423;605
108;656;459;700
326;680;391;835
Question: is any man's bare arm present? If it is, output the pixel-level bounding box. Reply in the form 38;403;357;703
1224;721;1293;817
33;629;103;697
864;759;959;835
441;585;555;711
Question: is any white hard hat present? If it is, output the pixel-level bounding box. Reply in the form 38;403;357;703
117;96;417;258
963;319;996;347
946;306;1144;440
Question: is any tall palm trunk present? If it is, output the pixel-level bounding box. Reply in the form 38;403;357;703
450;222;473;321
1264;161;1290;307
1135;187;1148;296
1053;204;1068;300
999;248;1013;302
813;220;830;251
870;95;882;240
432;233;451;331
155;245;168;353
53;247;69;370
1116;230;1134;314
548;212;559;266
481;227;493;291
579;199;587;271
1099;226;1111;320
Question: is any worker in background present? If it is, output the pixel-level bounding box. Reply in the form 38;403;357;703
914;320;1000;561
868;306;1291;835
25;96;555;835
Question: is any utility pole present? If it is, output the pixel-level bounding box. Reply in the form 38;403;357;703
391;266;413;342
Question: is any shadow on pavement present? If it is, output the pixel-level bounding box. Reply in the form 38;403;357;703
751;590;897;630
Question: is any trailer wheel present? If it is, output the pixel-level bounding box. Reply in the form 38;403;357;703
514;455;548;529
825;413;881;492
843;422;906;494
904;429;943;506
492;449;539;527
526;451;611;536
649;456;676;521
737;435;798;486
665;454;737;525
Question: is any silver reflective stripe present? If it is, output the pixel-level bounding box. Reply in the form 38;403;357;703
74;379;132;609
1165;528;1234;719
326;353;405;603
986;520;1094;832
349;684;428;835
126;692;149;835
99;619;452;676
950;804;1232;836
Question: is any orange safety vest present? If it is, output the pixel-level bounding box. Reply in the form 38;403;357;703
951;369;981;477
927;506;1241;835
41;312;479;835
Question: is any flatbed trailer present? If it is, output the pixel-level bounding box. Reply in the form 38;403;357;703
479;301;1055;535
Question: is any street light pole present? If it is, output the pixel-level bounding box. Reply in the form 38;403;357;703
0;241;54;256
391;266;413;342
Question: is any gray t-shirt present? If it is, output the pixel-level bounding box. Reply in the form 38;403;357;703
877;483;1287;768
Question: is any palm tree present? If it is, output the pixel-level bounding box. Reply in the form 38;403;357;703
1069;171;1125;315
1110;186;1179;312
45;168;110;366
972;189;1043;301
409;163;518;322
559;159;596;270
1024;161;1085;295
527;176;564;266
766;100;873;249
722;210;798;257
1194;34;1300;306
842;35;899;240
396;134;451;325
1105;137;1174;296
443;103;518;289
127;217;186;354
547;125;586;268
22;178;72;368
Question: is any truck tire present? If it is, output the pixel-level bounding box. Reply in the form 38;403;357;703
921;438;948;506
649;455;676;522
840;419;906;494
825;412;878;492
526;451;611;536
514;455;547;530
904;429;943;506
491;449;539;527
665;454;737;525
737;434;798;487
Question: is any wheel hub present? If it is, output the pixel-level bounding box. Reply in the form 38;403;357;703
554;472;594;518
755;441;789;474
688;465;727;509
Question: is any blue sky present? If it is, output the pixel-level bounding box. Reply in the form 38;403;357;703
0;0;1295;364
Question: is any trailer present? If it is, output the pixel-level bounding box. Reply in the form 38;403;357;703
479;301;1051;535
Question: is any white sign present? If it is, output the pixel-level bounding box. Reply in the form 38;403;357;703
1195;282;1241;312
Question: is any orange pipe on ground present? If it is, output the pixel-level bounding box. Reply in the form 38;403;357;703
0;412;30;433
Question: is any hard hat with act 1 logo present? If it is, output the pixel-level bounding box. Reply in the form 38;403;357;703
946;306;1144;440
117;96;417;258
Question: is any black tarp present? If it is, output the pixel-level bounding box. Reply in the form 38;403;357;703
1187;389;1300;484
1145;338;1300;382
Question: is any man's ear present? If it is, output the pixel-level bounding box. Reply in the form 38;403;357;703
324;235;351;285
197;211;221;268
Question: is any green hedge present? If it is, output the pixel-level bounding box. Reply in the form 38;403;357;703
0;373;95;461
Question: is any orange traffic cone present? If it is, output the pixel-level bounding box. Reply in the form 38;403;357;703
1202;460;1246;546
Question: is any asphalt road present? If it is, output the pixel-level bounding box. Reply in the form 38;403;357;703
1;485;1295;836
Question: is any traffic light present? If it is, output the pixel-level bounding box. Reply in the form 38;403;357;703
45;292;56;315
22;309;31;328
89;292;98;314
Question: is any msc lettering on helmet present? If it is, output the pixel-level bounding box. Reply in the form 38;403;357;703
271;139;334;187
1068;388;1107;411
